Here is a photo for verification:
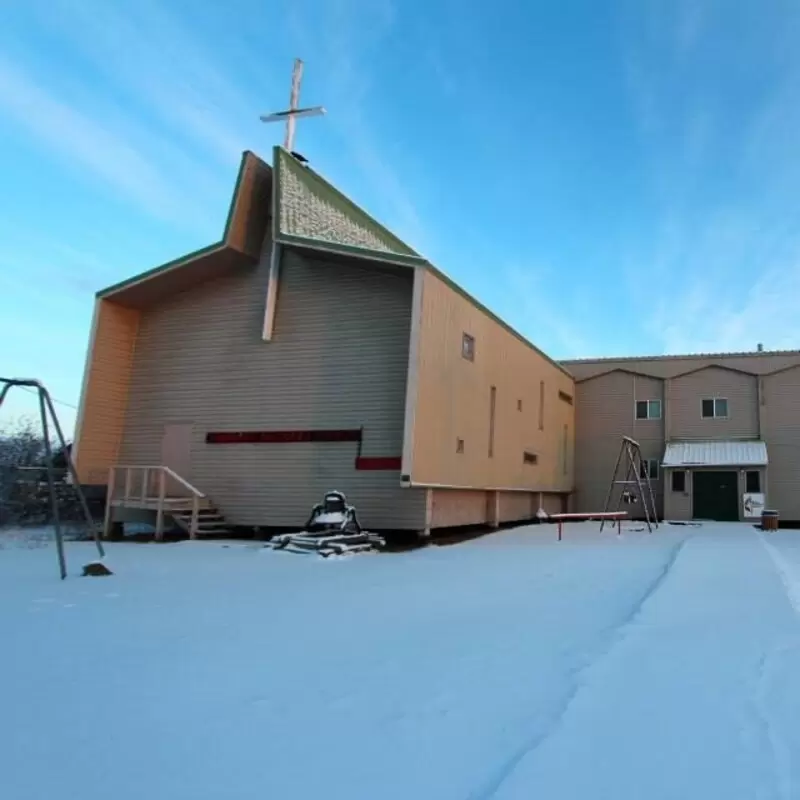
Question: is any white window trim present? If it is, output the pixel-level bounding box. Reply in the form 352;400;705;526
701;397;729;419
635;398;662;420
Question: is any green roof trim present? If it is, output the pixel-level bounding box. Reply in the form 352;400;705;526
422;262;575;380
276;233;427;269
96;151;254;299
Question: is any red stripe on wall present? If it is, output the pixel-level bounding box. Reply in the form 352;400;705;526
355;456;402;471
206;429;362;444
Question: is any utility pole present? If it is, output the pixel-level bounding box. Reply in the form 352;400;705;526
260;58;326;152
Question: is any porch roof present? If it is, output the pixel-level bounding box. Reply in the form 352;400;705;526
662;440;768;468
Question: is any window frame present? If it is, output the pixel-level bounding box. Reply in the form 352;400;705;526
461;333;475;362
671;470;686;493
639;458;659;480
635;399;662;420
745;470;761;493
701;397;729;419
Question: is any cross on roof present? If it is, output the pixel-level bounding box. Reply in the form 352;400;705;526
259;58;326;152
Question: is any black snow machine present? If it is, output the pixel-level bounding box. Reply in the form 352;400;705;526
267;491;386;557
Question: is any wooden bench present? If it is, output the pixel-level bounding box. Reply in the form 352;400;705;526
547;511;628;541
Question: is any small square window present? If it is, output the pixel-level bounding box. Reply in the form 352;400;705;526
523;451;538;465
456;438;465;454
702;398;728;418
461;333;475;361
671;470;686;493
746;470;760;493
636;399;661;420
639;458;659;480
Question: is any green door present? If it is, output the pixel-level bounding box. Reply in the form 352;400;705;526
692;471;739;521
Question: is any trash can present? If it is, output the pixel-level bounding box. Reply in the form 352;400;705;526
761;509;779;531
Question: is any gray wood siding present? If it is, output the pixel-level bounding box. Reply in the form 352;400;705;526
670;367;758;440
119;247;425;530
574;371;664;517
763;365;800;519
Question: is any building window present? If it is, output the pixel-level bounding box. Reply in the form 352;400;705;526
635;399;662;420
746;470;761;493
640;458;659;480
671;470;686;493
558;390;573;405
701;398;728;418
523;451;538;465
488;386;496;458
538;380;545;430
456;438;465;454
517;398;523;412
462;333;475;362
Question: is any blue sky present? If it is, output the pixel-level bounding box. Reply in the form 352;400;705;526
2;0;800;434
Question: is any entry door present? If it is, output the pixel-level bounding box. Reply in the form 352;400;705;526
692;471;739;521
160;424;193;495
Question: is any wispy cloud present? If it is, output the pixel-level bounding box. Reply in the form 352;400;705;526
504;265;592;359
284;0;429;253
0;56;205;229
617;0;800;355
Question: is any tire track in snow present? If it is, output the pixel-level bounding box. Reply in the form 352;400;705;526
466;536;689;800
754;533;800;798
759;533;800;618
750;644;795;800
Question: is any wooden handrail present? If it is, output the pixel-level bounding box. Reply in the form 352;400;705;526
103;465;206;542
112;465;205;497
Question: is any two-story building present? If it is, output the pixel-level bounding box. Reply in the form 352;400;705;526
565;350;800;523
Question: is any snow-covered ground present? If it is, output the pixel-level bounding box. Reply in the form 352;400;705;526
2;521;800;799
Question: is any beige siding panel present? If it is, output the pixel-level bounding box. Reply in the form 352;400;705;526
540;492;565;516
74;300;139;485
498;491;536;522
763;365;800;519
119;247;426;530
670;367;758;440
410;270;575;492
566;352;800;380
663;469;691;520
574;370;664;517
429;489;489;527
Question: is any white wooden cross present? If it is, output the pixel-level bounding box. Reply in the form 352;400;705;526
259;58;326;152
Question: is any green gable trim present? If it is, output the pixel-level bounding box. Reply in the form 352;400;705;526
277;233;427;269
96;243;226;298
97;151;254;299
423;262;575;380
273;146;419;258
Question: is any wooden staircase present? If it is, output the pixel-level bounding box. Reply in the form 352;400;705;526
105;465;231;540
172;504;231;537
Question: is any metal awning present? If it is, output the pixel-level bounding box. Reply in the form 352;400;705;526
662;441;768;468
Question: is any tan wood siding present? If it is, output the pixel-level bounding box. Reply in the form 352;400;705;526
118;247;425;530
409;270;575;492
429;489;489;527
574;371;664;516
763;365;800;519
74;300;139;484
670;367;758;440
